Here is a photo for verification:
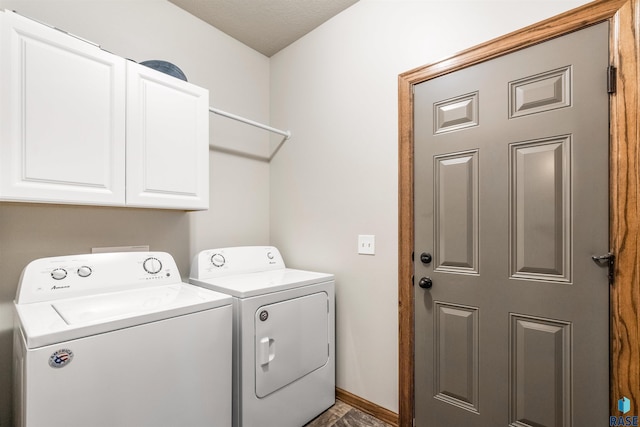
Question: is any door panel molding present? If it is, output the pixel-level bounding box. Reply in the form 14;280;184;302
509;135;571;283
433;301;480;413
508;66;572;119
433;150;479;274
508;314;572;427
398;1;640;426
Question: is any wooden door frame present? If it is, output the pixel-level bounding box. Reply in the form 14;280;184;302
398;0;640;425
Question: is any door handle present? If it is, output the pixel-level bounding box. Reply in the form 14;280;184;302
258;337;276;366
419;277;433;289
420;252;432;264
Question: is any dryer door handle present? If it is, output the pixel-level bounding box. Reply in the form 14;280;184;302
259;337;276;366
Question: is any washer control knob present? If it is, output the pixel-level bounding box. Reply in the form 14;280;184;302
77;266;92;278
51;268;67;280
267;251;274;260
143;257;162;274
211;253;225;268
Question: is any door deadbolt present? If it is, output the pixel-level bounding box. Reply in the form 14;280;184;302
420;252;432;264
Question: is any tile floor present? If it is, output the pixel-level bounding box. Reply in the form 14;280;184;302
304;400;393;427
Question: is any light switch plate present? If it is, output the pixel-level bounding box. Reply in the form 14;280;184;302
358;235;375;255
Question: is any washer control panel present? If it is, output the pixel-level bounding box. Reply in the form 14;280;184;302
190;246;285;280
16;252;181;304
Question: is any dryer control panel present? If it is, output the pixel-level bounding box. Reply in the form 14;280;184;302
190;246;285;280
15;252;182;304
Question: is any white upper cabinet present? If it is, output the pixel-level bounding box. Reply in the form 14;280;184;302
0;10;210;210
126;62;209;210
0;10;126;206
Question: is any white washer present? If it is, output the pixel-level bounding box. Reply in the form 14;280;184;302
189;246;335;427
13;251;233;427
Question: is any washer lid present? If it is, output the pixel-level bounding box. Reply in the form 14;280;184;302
189;268;334;298
15;283;231;349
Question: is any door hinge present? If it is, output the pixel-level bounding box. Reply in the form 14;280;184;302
592;252;615;285
607;65;617;94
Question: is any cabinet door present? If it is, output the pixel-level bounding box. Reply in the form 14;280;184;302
126;62;209;210
0;11;126;205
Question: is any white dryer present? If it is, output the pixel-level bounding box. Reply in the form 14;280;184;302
189;246;335;427
13;252;233;427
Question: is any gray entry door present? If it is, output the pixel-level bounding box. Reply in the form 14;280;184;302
414;22;610;427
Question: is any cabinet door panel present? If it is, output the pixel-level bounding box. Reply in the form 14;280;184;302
0;11;126;205
126;62;209;210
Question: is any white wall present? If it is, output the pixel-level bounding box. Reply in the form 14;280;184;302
0;1;270;425
269;0;592;413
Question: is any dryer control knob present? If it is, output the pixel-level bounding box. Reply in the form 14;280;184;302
211;253;225;268
143;257;162;274
77;266;92;278
51;268;67;280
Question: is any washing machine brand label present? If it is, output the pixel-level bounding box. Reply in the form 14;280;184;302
49;349;74;368
51;285;70;290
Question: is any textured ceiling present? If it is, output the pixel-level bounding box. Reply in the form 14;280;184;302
169;0;360;57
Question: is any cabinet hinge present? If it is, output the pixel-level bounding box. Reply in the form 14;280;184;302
607;65;617;94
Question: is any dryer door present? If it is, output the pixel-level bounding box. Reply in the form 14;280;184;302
254;291;329;398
